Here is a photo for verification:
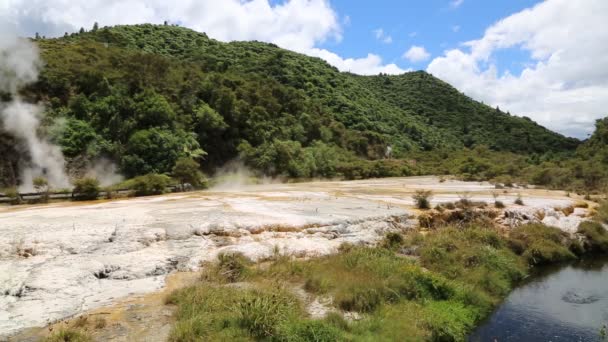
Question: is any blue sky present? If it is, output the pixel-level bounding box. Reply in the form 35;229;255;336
320;0;539;74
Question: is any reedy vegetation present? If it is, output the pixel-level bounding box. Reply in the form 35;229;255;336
161;218;608;341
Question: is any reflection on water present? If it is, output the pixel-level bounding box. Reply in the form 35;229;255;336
469;256;608;342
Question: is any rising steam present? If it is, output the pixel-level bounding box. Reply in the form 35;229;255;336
0;28;71;191
210;159;281;191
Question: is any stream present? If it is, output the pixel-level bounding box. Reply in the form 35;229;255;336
469;255;608;341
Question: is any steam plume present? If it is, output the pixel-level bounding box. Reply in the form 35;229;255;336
0;28;70;191
211;159;281;191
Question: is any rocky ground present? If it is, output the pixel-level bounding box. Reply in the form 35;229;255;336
0;176;589;339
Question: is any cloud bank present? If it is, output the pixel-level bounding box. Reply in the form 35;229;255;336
428;0;608;138
0;0;404;75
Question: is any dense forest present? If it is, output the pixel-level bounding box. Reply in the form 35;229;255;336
1;24;606;192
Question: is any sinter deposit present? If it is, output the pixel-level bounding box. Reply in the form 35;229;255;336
0;177;586;336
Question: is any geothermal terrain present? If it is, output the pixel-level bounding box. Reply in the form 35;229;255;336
0;176;587;339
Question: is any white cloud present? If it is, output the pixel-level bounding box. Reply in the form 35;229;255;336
452;25;460;33
373;28;393;44
403;45;431;63
427;0;608;138
0;0;405;75
408;31;417;38
310;48;406;75
450;0;464;9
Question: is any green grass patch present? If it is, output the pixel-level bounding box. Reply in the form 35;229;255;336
166;285;301;341
165;223;597;341
508;224;576;265
423;301;479;342
411;226;526;303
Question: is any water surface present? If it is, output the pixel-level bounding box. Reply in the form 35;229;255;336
470;256;608;342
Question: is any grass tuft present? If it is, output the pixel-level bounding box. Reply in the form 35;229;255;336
44;329;91;342
202;252;252;283
413;190;433;209
578;221;608;252
509;224;575;265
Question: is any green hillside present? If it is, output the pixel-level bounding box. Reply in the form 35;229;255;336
0;24;583;187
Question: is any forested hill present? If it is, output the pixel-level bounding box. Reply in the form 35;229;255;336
3;24;580;184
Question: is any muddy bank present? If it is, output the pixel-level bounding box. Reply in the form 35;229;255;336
0;177;585;337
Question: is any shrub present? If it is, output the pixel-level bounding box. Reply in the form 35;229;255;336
514;195;524;205
130;173;171;196
382;232;404;249
494;200;505;209
413;190;433;209
577;221;608;252
72;177;101;201
5;187;22;205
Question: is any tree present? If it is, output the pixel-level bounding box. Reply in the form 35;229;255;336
72;177;101;201
194;102;228;144
133;89;176;128
55;118;104;158
79;27;85;34
172;157;207;190
35;32;40;40
92;22;99;32
121;128;205;177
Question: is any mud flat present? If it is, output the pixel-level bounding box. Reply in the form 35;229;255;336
0;176;585;337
